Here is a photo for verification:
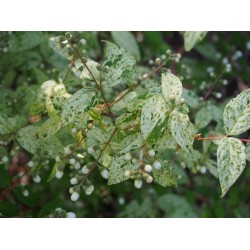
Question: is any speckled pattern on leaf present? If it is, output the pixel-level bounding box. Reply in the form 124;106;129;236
37;116;61;139
108;155;137;185
217;137;246;197
169;111;195;155
140;95;168;143
152;160;177;187
184;31;208;52
103;41;137;87
62;88;96;129
223;88;250;135
162;72;183;105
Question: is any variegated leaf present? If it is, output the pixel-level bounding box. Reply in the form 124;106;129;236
162;72;183;105
152;160;177;187
217;137;246;197
169;110;195;155
223;88;250;135
103;41;137;87
37;116;61;139
140;95;168;143
62;88;96;129
184;31;208;52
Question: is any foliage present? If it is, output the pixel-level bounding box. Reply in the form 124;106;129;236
1;31;250;218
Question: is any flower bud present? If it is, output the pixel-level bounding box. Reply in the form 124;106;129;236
56;171;64;179
155;57;161;65
124;152;132;161
124;170;131;177
87;147;95;155
85;185;94;195
180;98;185;105
144;164;152;173
81;165;89;175
169;94;175;101
101;169;109;179
80;39;86;46
134;179;143;189
70;177;78;185
69;158;76;165
166;49;172;55
153;160;161;170
71;192;80;201
147;149;155;157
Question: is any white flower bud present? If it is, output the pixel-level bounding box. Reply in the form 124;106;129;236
64;147;71;155
175;58;180;63
27;161;34;168
147;149;155;157
81;165;89;174
67;212;76;218
166;49;171;55
223;80;228;85
180;98;185;105
200;166;207;174
70;177;78;185
87;147;95;155
69;187;74;194
153;161;161;170
74;161;81;170
55;156;61;162
134;179;143;189
71;192;80;201
56;171;64;179
124;152;132;161
71;128;77;134
85;185;94;195
144;164;152;173
176;53;182;59
215;93;222;99
33;175;41;183
2;156;8;163
69;158;76;165
169;94;175;101
101;169;109;179
124;170;131;177
132;158;137;164
80;39;86;46
146;175;153;183
155;58;161;64
76;153;85;159
22;190;29;197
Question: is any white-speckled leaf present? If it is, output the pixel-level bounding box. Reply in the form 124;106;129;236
140;95;168;143
184;31;208;52
111;31;141;61
17;125;63;156
162;72;183;104
108;155;137;185
217;137;246;197
154;128;176;152
118;134;144;155
103;41;137;87
169;111;195;155
37;116;61;139
205;159;218;178
223;89;250;135
152;160;177;187
62;88;96;129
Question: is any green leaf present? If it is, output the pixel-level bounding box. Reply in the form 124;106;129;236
37;116;61;139
0;114;26;135
8;32;44;52
195;106;213;129
118;134;144;155
140;95;168;143
62;88;96;129
184;31;208;52
0;201;19;217
0;167;12;188
223;89;250;135
152;160;177;187
217;137;246;197
154;129;176;152
169;111;195;154
162;72;183;105
103;41;137;87
111;31;141;61
157;194;197;217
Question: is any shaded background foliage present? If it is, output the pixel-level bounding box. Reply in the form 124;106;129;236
1;31;250;218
